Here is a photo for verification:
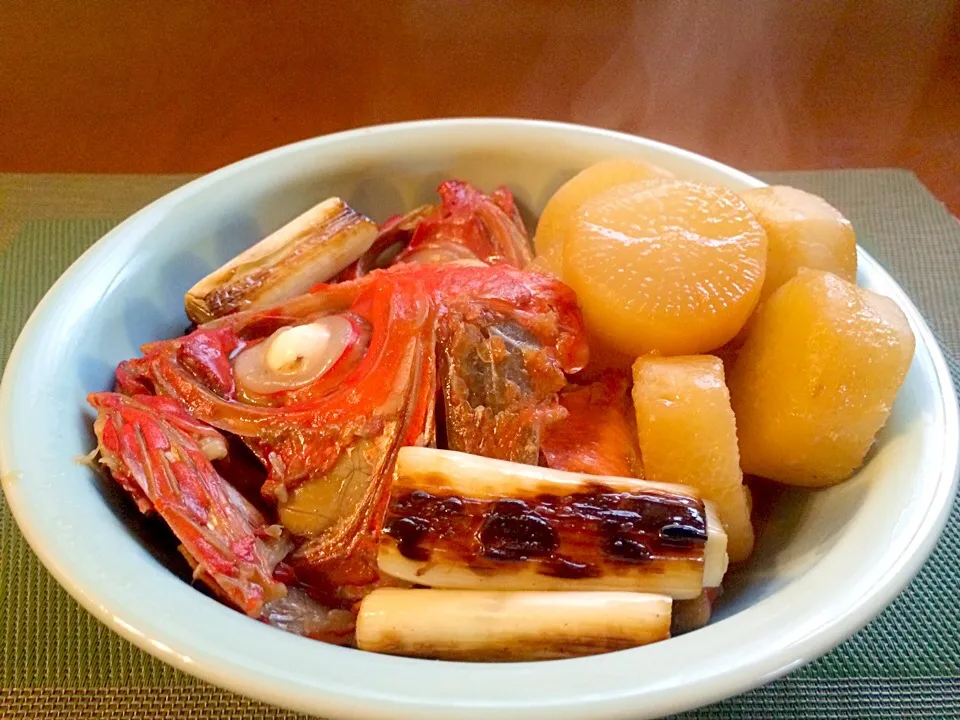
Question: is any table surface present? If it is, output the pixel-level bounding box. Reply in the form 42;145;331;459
3;1;960;214
0;170;958;720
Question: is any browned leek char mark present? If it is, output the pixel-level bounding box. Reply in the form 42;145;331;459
185;197;378;324
384;487;706;574
378;448;729;599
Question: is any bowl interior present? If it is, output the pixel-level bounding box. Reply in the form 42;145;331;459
1;120;955;720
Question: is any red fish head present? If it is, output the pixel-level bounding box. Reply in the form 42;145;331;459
96;259;588;603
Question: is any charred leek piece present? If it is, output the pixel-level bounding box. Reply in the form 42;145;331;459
185;197;377;324
379;448;728;599
356;589;671;661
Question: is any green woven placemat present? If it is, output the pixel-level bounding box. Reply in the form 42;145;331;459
0;171;958;719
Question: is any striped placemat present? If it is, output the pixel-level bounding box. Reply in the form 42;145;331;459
0;170;958;719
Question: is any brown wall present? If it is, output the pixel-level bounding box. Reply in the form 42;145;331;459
3;1;959;211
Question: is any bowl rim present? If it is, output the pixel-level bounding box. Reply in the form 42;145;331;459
1;118;958;720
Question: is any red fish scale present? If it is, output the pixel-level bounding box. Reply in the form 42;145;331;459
88;392;288;617
93;245;587;603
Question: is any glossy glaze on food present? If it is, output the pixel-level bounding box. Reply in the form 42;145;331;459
84;170;914;662
377;447;728;599
384;486;706;576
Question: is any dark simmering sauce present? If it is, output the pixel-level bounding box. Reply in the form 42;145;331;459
383;483;707;578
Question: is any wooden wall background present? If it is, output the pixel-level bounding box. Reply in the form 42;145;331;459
3;1;959;212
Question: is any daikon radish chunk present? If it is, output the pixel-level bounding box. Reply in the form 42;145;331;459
632;354;755;563
740;185;857;301
729;269;915;486
534;159;673;274
563;180;767;356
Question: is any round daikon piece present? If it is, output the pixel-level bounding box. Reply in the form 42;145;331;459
728;269;915;487
534;159;672;275
740;185;857;301
564;180;767;357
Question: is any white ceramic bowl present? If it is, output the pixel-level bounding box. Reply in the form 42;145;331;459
1;119;957;720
